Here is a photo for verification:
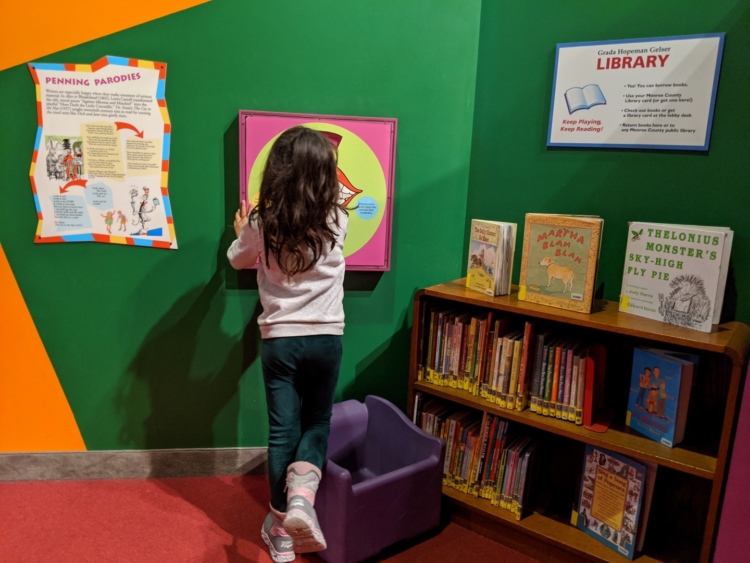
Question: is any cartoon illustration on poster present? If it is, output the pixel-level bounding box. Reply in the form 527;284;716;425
28;56;177;248
239;111;396;271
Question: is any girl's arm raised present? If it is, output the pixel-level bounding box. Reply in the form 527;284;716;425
227;201;262;270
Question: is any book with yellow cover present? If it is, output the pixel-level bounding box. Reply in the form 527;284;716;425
575;445;654;560
466;219;517;297
519;214;603;314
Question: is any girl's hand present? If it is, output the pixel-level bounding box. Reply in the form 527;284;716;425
234;200;250;238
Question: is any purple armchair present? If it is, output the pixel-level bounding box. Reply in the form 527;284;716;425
315;396;445;563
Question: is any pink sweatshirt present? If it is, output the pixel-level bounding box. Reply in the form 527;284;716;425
227;210;347;339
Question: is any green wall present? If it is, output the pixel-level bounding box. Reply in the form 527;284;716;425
467;0;750;322
0;0;482;450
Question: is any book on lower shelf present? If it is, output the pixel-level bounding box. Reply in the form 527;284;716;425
414;394;536;521
518;213;604;314
626;347;698;448
619;222;733;333
466;219;517;297
572;445;657;560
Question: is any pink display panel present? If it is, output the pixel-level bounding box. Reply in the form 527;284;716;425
239;110;397;271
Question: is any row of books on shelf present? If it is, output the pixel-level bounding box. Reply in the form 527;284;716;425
417;304;699;448
413;394;535;521
417;309;606;427
466;214;733;334
414;392;657;560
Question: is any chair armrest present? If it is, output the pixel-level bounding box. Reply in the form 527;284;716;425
365;396;445;467
351;455;441;496
324;458;353;491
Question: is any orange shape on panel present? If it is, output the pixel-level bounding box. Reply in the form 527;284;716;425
0;245;86;452
0;0;210;71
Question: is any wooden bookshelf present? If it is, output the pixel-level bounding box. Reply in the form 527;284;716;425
407;279;750;563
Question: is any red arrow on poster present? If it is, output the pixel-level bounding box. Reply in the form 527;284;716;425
59;179;88;193
114;121;144;138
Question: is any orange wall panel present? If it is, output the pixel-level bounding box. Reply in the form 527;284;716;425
0;245;86;452
1;0;210;71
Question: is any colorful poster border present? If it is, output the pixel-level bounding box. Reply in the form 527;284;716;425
27;55;176;249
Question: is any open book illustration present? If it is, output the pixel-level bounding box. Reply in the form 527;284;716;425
565;85;606;114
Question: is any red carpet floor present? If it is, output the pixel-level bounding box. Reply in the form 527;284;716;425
0;475;540;562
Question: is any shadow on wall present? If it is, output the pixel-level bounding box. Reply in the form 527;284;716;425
114;243;262;449
343;308;412;411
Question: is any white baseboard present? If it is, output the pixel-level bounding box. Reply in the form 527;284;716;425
0;447;268;481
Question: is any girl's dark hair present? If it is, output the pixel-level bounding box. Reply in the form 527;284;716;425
250;126;343;276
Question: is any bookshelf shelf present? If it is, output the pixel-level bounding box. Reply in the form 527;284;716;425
414;381;716;479
408;280;750;563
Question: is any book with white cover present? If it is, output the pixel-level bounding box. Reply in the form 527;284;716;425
619;222;732;333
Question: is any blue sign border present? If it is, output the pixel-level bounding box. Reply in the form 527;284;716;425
546;33;725;151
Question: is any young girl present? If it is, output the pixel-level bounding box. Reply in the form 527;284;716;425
227;126;347;563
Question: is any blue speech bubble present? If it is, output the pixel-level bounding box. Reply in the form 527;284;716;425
356;196;378;220
50;194;92;232
85;182;114;210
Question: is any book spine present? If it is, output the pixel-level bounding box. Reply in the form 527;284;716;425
457;323;468;388
569;353;579;424
417;302;427;381
435;314;444;383
557;347;567;420
476;320;487;395
576;353;588;426
530;336;544;413
507;339;522;410
551;345;562;418
556;347;567;419
490;332;503;404
498;337;509;408
481;416;498;497
487;422;503;498
462;431;476;493
516;323;534;412
443;317;455;387
452;426;467;489
537;344;549;416
496;448;509;508
483;324;496;398
542;345;555;416
448;319;458;387
480;313;494;396
464;318;477;390
502;449;517;509
445;420;458;486
564;344;575;421
472;414;490;497
516;451;533;521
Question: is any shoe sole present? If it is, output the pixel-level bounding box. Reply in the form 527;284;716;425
283;511;327;553
260;528;296;562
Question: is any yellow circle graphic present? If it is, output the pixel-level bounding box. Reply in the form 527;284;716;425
247;123;386;257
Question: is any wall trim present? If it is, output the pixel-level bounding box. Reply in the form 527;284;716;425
0;447;267;482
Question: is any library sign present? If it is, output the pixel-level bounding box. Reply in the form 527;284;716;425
547;33;725;150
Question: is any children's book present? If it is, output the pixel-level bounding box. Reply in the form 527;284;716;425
574;445;653;560
619;222;733;333
466;219;517;297
519;214;603;313
626;347;697;447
